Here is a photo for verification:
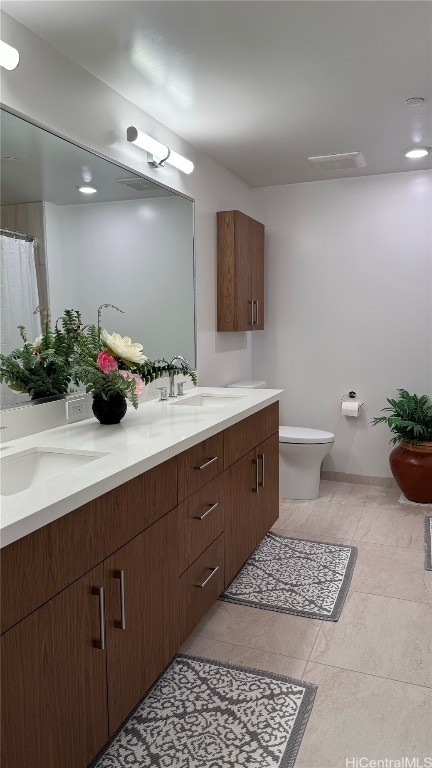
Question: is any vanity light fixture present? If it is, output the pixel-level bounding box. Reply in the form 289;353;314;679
126;126;194;174
0;40;20;70
404;147;430;159
77;185;98;194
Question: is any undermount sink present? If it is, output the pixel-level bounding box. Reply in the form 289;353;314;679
171;393;246;407
0;447;107;496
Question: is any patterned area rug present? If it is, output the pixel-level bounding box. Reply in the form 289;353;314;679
89;654;317;768
221;532;357;621
425;517;432;571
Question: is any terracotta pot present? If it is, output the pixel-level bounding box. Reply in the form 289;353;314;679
92;394;127;425
389;441;432;503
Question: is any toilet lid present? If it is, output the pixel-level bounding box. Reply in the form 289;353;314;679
279;426;334;444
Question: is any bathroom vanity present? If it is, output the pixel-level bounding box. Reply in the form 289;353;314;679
0;388;281;768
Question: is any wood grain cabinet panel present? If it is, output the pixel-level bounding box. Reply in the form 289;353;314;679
255;433;280;544
0;565;107;768
179;534;225;643
224;402;279;469
177;475;225;575
217;210;265;332
0;457;177;634
104;508;180;735
178;432;224;501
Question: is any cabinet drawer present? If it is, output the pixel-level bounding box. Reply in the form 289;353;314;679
179;534;224;642
1;457;178;634
178;432;224;501
224;402;279;468
177;476;225;575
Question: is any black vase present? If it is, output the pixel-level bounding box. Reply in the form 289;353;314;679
92;394;127;424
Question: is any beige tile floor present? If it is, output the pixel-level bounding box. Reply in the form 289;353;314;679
180;481;432;768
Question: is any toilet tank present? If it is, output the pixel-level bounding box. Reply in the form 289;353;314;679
227;380;267;388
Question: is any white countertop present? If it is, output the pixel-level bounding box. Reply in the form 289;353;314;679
0;387;282;548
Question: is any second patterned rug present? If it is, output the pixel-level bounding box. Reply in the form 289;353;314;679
221;531;357;621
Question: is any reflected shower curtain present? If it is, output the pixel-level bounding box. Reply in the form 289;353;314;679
0;235;40;407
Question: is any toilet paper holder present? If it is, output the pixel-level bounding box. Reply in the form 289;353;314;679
341;391;364;408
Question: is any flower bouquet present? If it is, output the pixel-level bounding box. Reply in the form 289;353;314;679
0;308;82;402
71;304;197;424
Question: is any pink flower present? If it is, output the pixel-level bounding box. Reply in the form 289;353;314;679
97;350;118;373
119;370;144;399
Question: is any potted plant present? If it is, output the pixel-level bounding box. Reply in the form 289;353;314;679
71;304;197;424
0;308;82;402
371;389;432;503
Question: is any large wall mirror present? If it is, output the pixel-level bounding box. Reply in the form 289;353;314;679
0;108;196;409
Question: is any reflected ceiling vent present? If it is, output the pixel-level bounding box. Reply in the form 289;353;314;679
115;177;154;192
308;152;366;171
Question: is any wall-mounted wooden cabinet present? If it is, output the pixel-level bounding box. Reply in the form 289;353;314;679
217;210;265;331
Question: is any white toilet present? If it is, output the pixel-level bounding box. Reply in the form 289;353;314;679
227;380;334;501
279;427;334;500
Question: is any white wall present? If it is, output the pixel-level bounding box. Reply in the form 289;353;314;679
1;11;258;385
251;171;432;477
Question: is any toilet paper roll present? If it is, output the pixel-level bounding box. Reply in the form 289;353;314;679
341;399;361;417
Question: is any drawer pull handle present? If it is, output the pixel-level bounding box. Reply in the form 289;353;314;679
92;586;106;651
113;569;126;630
194;501;219;521
195;456;218;471
195;565;219;589
253;458;259;493
258;453;265;488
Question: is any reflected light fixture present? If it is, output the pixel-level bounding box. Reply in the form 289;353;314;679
0;40;20;70
77;185;97;194
404;147;430;159
127;126;194;174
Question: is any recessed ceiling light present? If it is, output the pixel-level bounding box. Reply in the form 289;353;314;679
77;185;98;194
404;147;430;159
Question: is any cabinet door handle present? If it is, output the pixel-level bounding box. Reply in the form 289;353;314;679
249;300;254;325
258;453;265;488
254;300;259;326
113;570;126;630
195;456;218;470
253;458;259;493
92;586;106;650
194;501;219;520
194;565;219;589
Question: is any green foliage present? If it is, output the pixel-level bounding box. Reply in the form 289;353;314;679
70;322;140;409
135;359;198;387
371;389;432;445
0;309;83;400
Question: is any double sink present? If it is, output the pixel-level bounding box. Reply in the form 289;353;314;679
0;391;246;497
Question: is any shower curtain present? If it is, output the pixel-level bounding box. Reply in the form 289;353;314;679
1;235;40;407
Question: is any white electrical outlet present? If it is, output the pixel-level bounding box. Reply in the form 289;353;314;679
66;397;89;422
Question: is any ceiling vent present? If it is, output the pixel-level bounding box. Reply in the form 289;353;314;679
308;152;366;171
115;177;154;191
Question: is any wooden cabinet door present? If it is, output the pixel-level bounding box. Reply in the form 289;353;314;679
224;448;259;586
255;433;279;543
104;508;179;735
250;215;265;330
1;565;107;768
217;210;264;332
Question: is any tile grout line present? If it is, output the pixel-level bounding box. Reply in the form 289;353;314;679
187;630;313;668
303;658;432;691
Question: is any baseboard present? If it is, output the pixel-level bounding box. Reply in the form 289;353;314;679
321;470;397;488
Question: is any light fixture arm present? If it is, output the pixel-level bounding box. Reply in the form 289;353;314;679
148;146;171;168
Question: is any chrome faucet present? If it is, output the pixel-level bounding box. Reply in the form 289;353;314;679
169;355;190;398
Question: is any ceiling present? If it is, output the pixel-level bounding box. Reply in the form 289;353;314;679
3;1;432;187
